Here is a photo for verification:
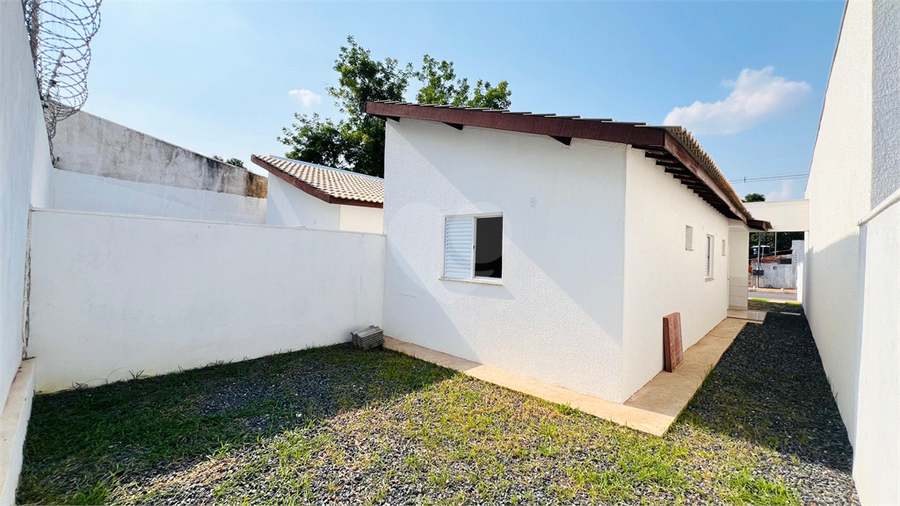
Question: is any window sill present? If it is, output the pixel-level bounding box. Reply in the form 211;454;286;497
705;277;715;282
439;277;503;286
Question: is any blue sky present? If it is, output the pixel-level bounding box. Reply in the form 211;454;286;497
82;1;845;200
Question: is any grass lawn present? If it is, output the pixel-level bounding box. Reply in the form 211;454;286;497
18;304;858;505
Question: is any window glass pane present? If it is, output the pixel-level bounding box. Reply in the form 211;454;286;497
475;216;502;278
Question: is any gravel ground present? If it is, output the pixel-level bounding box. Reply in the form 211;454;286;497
19;305;859;505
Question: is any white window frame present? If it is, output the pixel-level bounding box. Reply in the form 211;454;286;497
685;225;694;251
722;238;727;256
706;234;715;280
441;213;503;284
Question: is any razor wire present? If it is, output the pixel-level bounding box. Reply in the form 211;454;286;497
23;0;101;154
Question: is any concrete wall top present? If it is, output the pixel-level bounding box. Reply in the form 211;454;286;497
53;110;267;198
744;200;809;231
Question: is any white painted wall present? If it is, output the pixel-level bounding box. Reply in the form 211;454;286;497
854;196;899;505
339;204;384;234
0;0;52;414
27;209;385;392
383;119;628;401
806;1;900;503
728;226;750;310
267;176;340;229
805;0;872;448
744;200;809;232
621;148;731;396
267;176;383;233
53;169;266;224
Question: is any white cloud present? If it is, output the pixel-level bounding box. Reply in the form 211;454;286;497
289;89;322;108
663;67;811;135
766;180;793;201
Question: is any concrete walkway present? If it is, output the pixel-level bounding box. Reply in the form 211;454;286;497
384;316;759;437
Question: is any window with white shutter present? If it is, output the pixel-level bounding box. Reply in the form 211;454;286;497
443;216;474;279
443;214;503;281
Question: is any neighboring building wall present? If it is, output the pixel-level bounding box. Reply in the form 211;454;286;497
339;204;384;234
267;176;384;233
806;1;900;504
621;148;731;397
27;209;385;392
267;176;340;229
52;110;267;222
744;200;810;232
383;119;628;402
54;169;266;224
805;0;872;446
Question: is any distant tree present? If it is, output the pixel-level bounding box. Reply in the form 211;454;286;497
743;193;766;203
279;37;514;177
211;156;246;168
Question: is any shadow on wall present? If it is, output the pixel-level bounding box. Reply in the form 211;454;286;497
803;232;863;443
679;307;855;474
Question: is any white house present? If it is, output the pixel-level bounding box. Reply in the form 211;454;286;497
803;0;899;504
367;101;770;403
251;154;384;234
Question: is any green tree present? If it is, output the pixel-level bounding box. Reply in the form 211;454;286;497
279;37;514;177
743;193;766;203
415;55;512;109
277;114;348;169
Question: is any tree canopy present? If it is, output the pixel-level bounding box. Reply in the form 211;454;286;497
279;37;513;178
743;193;766;203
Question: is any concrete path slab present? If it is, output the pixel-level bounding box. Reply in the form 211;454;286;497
384;317;755;437
727;309;767;322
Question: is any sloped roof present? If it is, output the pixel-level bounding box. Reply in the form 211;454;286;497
251;155;383;208
365;101;769;230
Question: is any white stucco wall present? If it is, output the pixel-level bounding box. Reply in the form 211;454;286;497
854;197;899;505
53;169;266;224
266;176;340;229
267;176;383;233
339;204;384;234
26;209;385;393
621;148;731;396
744;200;810;232
383;120;628;401
807;1;900;503
0;0;52;413
805;0;872;446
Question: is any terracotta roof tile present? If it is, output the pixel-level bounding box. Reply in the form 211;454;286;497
252;155;383;205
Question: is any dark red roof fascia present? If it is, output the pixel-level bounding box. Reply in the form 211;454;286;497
365;101;767;228
250;155;383;209
366;101;667;148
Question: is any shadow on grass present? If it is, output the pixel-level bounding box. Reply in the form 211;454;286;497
17;344;457;505
677;302;853;473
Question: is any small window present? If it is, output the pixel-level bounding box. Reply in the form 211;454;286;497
722;239;727;256
706;234;714;279
685;225;693;251
443;214;502;281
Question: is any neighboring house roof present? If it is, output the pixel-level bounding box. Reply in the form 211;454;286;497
366;101;770;231
251;155;384;208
